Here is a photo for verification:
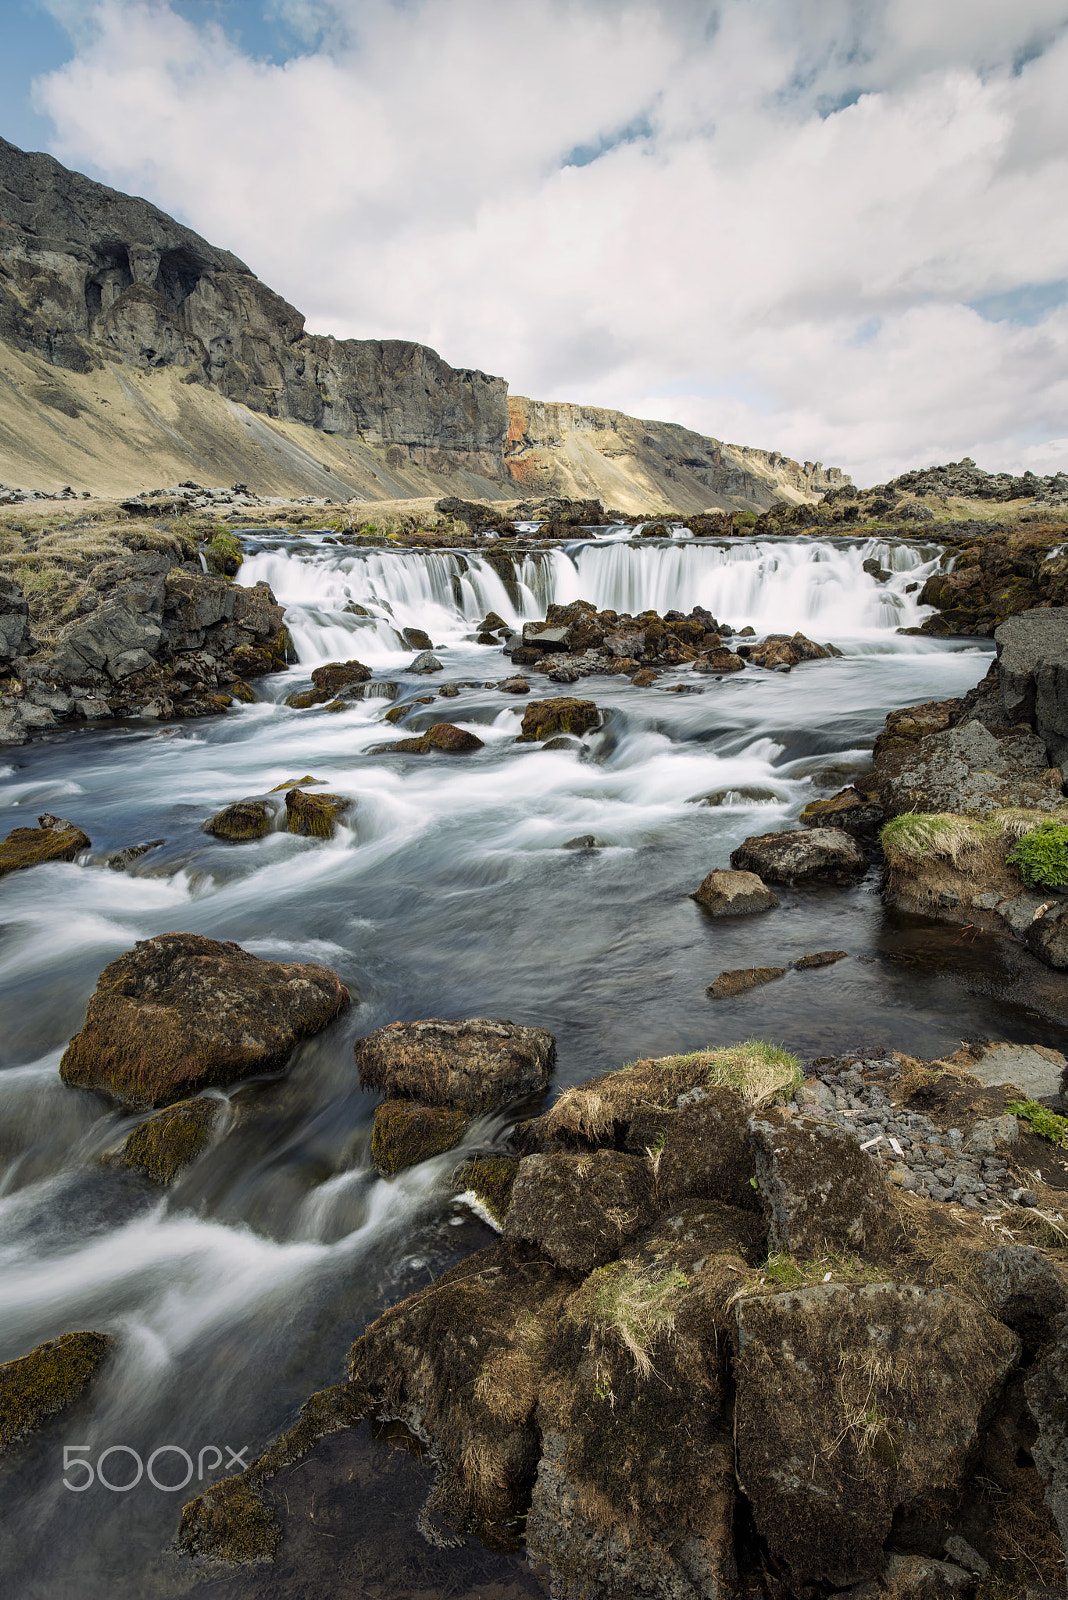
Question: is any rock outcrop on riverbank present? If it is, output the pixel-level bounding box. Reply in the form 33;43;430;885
175;1038;1068;1597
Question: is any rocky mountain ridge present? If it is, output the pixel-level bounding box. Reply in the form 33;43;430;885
0;136;844;512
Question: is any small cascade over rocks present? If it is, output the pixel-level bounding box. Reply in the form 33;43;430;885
239;534;943;665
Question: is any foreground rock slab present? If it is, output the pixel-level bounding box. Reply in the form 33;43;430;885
731;826;868;885
734;1282;1019;1587
60;933;349;1108
0;813;90;877
354;1017;555;1115
0;1332;112;1455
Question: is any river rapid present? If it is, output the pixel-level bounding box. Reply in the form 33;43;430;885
0;529;1053;1598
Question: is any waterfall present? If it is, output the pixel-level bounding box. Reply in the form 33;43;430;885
239;536;943;664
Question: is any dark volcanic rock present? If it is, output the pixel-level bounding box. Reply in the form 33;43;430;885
354;1016;556;1114
748;1112;893;1255
980;1247;1067;1351
0;1331;113;1456
691;867;779;916
0;573;31;662
60;933;349;1108
734;1282;1019;1587
503;1150;655;1275
799;786;885;841
730;827;868;885
996;609;1068;767
0;813;90;876
878;717;1059;819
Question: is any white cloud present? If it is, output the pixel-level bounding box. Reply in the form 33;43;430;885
29;0;1068;483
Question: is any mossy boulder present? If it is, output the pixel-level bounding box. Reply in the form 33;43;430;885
371;722;484;754
0;813;90;877
120;1097;222;1183
503;1150;655;1275
354;1016;555;1114
452;1155;520;1227
285;658;371;708
0;1331;112;1455
517;697;600;743
60;932;349;1108
202;531;243;578
730;827;868;886
176;1474;281;1564
799;785;885;841
748;1111;894;1257
733;1282;1020;1588
370;1100;468;1175
205;798;273;841
284;788;351;838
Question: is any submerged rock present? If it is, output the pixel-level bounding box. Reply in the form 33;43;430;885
105;838;165;870
284;787;351;837
0;813;90;877
503;1149;655;1275
516;697;600;742
370;1100;468;1175
734;1281;1019;1588
731;827;869;886
0;1331;112;1455
794;949;849;970
119;1096;222;1183
60;932;349;1108
708;966;786;999
692;867;779;916
354;1016;555;1114
205;798;273;841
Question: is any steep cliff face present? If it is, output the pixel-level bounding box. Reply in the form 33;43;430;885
0;136;846;509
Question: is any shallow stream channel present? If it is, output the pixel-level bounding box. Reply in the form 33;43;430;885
0;528;1060;1597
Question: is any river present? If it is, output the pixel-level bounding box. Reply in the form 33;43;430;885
0;529;1049;1598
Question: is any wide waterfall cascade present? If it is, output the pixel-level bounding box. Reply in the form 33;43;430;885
240;535;943;665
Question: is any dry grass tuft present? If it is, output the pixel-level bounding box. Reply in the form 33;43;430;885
581;1259;689;1382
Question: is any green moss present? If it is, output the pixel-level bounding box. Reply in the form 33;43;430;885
453;1155;519;1225
121;1098;221;1183
1006;1098;1068;1146
203;531;243;577
371;1100;469;1174
0;819;91;877
516;697;600;743
1007;820;1068;887
206;799;272;841
176;1475;281;1564
284;788;351;838
0;1331;112;1454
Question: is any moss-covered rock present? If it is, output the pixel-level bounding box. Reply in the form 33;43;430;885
355;1015;556;1114
0;1331;112;1455
229;642;273;678
120;1096;222;1183
799;785;885;841
227;680;257;704
205;798;272;841
370;1099;468;1174
60;931;349;1108
284;788;351;838
176;1474;281;1564
749;1110;894;1257
503;1150;655;1275
371;721;485;754
452;1155;520;1226
707;965;787;999
516;697;600;743
202;531;243;578
0;813;90;877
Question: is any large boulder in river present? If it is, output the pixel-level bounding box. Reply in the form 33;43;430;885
205;798;273;840
691;867;779;916
285;787;351;836
370;1100;468;1174
517;697;600;742
0;1331;112;1455
373;721;484;754
734;1282;1019;1588
354;1016;555;1114
60;933;349;1108
0;813;90;877
285;658;370;708
996;608;1068;767
730;827;868;886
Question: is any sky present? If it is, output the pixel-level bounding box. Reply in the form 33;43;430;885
3;0;1068;486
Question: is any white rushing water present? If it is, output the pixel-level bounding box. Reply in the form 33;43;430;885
242;534;943;664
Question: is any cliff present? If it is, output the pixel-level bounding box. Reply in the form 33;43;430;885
0;136;847;511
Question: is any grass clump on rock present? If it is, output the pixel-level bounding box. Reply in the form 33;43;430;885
1007;819;1068;888
582;1259;689;1379
880;810;982;866
1006;1098;1068;1146
0;1331;112;1454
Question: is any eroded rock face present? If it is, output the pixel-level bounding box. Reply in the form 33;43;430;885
0;813;90;876
878;718;1060;818
354;1016;555;1114
503;1150;655;1275
60;933;349;1108
692;867;779;916
0;574;31;662
996;608;1068;767
0;1331;112;1455
734;1282;1019;1587
748;1112;893;1256
1025;1314;1068;1561
730;827;868;886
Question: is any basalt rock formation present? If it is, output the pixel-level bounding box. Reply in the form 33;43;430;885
0;136;844;511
